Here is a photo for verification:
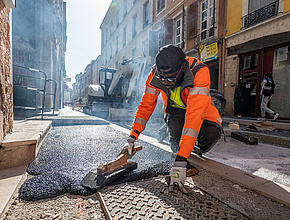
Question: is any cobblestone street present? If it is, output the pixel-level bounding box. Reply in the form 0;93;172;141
1;107;290;219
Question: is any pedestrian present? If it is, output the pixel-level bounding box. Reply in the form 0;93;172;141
234;82;247;117
119;44;223;193
258;73;279;121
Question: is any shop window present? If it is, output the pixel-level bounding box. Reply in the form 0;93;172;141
271;45;290;118
240;54;259;71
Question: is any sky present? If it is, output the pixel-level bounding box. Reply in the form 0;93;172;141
65;0;112;88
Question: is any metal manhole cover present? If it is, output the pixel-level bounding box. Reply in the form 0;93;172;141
99;177;248;219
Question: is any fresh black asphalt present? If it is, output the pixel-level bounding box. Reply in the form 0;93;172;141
19;124;174;200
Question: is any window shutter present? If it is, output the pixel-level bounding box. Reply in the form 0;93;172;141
164;19;173;45
187;2;198;39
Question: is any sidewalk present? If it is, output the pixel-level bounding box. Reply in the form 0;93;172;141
0;120;52;215
1;108;290;217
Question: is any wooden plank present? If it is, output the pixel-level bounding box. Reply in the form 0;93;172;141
97;146;142;175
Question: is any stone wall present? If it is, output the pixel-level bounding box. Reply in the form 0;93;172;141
0;1;13;142
224;54;239;116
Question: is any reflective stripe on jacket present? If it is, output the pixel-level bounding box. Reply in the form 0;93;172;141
130;57;222;159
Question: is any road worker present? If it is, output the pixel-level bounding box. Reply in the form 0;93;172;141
120;44;223;193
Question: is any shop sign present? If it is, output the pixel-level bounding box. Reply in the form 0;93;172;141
200;42;218;62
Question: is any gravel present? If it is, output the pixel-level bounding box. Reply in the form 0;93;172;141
3;193;106;219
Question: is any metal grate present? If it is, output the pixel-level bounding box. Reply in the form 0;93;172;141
99;177;249;219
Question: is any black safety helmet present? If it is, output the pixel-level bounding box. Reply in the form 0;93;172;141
155;44;186;74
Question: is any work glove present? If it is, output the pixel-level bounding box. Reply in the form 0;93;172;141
118;137;136;159
169;160;188;194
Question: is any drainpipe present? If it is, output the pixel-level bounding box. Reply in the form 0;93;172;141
221;38;226;94
221;0;227;94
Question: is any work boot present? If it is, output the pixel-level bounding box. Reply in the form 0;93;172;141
186;163;199;177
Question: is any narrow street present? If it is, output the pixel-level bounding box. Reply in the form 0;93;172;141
2;107;290;219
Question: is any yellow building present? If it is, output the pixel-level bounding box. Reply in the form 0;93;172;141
224;0;290;120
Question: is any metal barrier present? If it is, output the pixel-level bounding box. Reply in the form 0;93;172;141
13;65;57;119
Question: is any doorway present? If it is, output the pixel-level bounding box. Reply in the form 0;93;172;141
238;52;261;117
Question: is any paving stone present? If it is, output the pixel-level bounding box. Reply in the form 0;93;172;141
99;177;249;219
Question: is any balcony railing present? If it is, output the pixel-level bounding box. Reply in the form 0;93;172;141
194;27;217;49
241;0;279;29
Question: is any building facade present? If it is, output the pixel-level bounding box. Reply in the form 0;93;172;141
72;72;83;104
0;0;15;142
150;0;226;92
12;0;67;117
75;0;290;119
99;0;154;105
225;0;290;118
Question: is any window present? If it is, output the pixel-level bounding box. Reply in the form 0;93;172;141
132;15;137;39
158;29;164;48
271;45;290;118
175;17;182;48
157;0;165;14
240;54;259;71
106;28;108;42
248;0;277;13
124;0;127;16
110;21;113;35
102;31;105;46
116;11;119;27
242;0;279;29
116;36;119;54
123;26;126;47
104;50;107;64
132;48;137;58
142;39;147;56
200;0;214;40
143;1;149;28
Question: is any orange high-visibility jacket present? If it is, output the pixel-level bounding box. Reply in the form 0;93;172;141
130;57;222;159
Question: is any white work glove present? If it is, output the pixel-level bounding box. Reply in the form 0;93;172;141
118;137;136;159
169;160;188;194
